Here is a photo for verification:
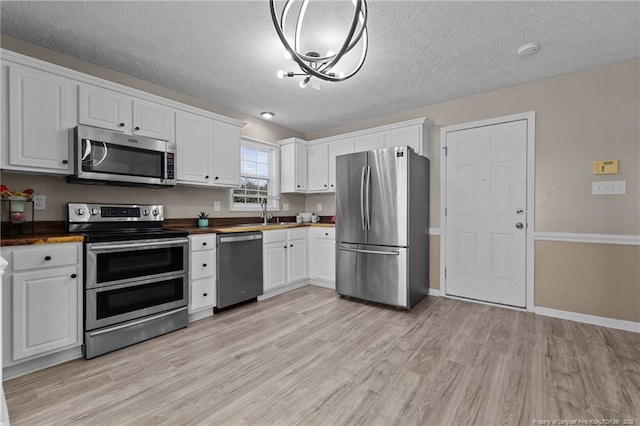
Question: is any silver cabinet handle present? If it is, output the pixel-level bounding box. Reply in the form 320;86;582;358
339;247;399;256
90;239;187;251
219;234;262;243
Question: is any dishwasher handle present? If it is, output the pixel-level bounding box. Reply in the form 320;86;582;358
219;234;263;243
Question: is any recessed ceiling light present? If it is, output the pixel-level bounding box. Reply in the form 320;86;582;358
260;111;275;120
518;42;540;56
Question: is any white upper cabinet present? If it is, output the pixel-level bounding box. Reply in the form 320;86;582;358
328;138;355;191
307;143;329;192
211;120;241;187
132;99;174;140
176;111;211;185
384;125;422;154
78;84;173;141
354;133;384;152
175;111;241;188
3;64;75;174
280;138;308;193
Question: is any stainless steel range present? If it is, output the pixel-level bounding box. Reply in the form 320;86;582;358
68;203;189;359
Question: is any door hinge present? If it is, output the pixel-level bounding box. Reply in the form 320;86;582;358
443;146;448;156
445;207;447;217
444;268;447;278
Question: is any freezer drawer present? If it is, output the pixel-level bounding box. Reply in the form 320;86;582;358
336;243;408;308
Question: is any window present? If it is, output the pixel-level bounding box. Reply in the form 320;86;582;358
230;138;279;211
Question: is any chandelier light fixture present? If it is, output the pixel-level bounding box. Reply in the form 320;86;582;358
270;0;368;88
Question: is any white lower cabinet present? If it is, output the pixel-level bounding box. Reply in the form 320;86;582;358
309;227;336;287
263;228;308;292
1;243;83;369
189;234;217;316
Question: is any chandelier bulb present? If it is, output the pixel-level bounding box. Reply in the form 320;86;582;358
284;51;292;60
299;76;311;88
277;70;285;79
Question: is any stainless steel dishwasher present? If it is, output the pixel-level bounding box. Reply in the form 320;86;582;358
217;232;263;309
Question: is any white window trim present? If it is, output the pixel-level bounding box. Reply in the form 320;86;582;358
229;137;280;212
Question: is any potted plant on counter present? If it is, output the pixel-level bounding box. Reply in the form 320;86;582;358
197;212;209;228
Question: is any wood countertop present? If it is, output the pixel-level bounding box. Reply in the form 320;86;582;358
166;222;335;235
1;234;84;247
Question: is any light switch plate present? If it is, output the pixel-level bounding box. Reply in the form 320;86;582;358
317;203;322;212
283;203;289;211
592;180;626;195
213;201;221;211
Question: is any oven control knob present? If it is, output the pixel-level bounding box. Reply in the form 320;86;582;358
142;209;149;216
151;208;160;216
74;208;85;216
90;208;99;216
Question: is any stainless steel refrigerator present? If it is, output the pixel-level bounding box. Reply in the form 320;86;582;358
335;146;429;309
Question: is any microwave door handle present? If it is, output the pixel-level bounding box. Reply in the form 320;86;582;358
360;166;366;231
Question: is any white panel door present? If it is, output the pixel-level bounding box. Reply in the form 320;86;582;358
307;143;329;191
175;111;211;184
211;120;241;186
78;84;131;132
7;64;74;172
12;267;79;361
445;120;527;307
132;99;174;141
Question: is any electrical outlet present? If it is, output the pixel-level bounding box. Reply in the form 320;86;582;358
213;201;221;211
33;195;46;210
317;203;322;212
283;203;289;211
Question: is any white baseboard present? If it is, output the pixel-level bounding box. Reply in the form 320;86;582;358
534;306;640;333
533;232;640;246
189;308;213;323
310;280;335;290
258;280;309;300
3;346;83;380
428;288;440;297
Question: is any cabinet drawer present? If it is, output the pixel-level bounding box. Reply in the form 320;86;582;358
310;227;335;240
262;229;286;244
190;234;216;252
11;244;79;271
191;250;216;280
287;227;308;241
191;278;216;311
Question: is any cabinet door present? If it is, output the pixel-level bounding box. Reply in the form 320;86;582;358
287;238;308;283
211;121;241;187
295;143;308;192
6;64;74;173
312;239;336;284
328;138;354;191
354;133;384;153
384;125;421;155
12;267;79;361
175;111;211;184
264;242;286;291
132;99;174;141
78;84;131;132
307;143;329;192
190;278;216;312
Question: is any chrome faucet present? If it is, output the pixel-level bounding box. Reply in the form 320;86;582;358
261;197;272;225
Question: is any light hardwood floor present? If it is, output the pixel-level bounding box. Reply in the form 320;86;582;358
5;286;639;425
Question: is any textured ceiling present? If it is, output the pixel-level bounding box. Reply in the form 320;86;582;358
1;1;638;134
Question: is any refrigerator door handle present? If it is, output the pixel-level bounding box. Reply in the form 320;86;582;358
360;166;366;230
339;247;400;256
365;165;371;230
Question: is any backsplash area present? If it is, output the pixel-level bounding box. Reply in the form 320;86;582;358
0;172;310;221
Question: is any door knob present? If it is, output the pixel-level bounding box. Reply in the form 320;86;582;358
515;222;524;229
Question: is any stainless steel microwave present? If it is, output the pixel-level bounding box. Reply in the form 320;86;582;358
67;125;176;188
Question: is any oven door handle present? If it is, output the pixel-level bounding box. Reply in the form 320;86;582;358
87;307;188;337
89;239;188;251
